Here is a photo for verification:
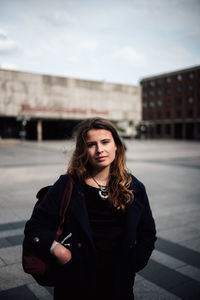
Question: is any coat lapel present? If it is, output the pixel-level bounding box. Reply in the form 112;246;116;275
70;181;95;249
123;179;145;247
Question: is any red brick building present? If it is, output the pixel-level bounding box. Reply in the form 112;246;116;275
140;65;200;140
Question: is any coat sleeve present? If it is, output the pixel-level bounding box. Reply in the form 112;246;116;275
24;175;68;256
134;185;157;272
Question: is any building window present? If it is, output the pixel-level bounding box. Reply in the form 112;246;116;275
150;81;156;87
157;89;162;96
176;111;181;118
189;73;194;79
177;86;182;93
188;85;193;91
188;97;193;104
156;124;161;134
166;100;171;106
177;74;182;81
150;90;155;97
176;98;182;105
165;124;171;134
143;92;147;98
157;100;163;107
166;111;170;118
188;109;193;117
157;79;163;85
149;113;153;119
166;77;172;83
150;101;155;107
143;102;147;108
166;89;172;95
157;111;162;118
143;113;147;120
143;82;148;88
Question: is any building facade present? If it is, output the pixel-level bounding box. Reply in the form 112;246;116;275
0;69;141;140
140;65;200;140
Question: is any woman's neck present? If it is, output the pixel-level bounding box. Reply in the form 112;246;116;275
87;167;110;186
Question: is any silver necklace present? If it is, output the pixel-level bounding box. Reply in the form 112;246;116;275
92;177;109;200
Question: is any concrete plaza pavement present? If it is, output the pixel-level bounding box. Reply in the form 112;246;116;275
0;139;200;299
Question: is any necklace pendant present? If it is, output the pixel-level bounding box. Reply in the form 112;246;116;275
99;189;109;200
91;177;109;200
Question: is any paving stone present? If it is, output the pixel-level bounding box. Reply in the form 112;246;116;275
156;237;200;268
139;259;200;299
27;283;53;300
169;279;200;300
158;226;200;244
155;214;195;232
0;245;22;265
0;257;5;267
0;263;34;290
0;220;25;231
0;228;23;239
0;238;11;249
176;264;200;282
6;234;24;247
151;250;186;269
134;275;181;300
0;208;21;225
179;237;200;252
0;285;38;300
0;222;14;231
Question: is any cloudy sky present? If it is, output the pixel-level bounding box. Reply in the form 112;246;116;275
0;0;200;85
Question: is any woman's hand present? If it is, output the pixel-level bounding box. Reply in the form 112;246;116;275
52;242;72;265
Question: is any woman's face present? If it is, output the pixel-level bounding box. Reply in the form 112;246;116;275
85;129;117;171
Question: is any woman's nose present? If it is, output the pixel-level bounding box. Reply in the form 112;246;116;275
96;143;103;153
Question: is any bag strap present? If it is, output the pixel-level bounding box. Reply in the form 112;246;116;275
55;175;74;241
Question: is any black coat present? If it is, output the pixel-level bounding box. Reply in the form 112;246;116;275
24;174;156;299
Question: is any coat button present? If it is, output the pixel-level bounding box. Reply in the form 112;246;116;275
77;242;82;248
33;237;40;243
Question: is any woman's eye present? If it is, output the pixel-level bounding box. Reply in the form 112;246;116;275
87;143;95;148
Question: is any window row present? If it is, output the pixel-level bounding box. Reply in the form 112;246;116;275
143;97;194;108
143;85;195;97
143;109;195;120
142;72;195;88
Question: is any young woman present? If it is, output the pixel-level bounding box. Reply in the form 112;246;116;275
24;118;156;300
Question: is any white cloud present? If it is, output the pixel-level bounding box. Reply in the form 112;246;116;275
112;46;147;67
0;28;7;39
0;39;15;52
0;62;18;70
41;11;77;27
79;38;99;51
138;44;200;79
0;28;17;53
68;55;80;63
63;34;100;51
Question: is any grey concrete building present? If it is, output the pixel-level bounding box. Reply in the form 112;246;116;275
0;69;141;140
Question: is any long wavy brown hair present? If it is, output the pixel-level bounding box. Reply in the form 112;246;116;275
67;118;133;210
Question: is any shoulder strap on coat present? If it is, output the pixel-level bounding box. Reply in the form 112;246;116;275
55;175;74;240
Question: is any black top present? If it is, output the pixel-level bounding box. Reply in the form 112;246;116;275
84;184;126;295
84;184;125;253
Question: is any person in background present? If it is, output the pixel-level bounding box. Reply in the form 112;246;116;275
24;117;156;300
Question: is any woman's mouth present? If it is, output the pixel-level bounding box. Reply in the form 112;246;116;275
96;156;107;161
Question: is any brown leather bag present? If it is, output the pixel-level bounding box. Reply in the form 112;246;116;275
22;176;74;286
